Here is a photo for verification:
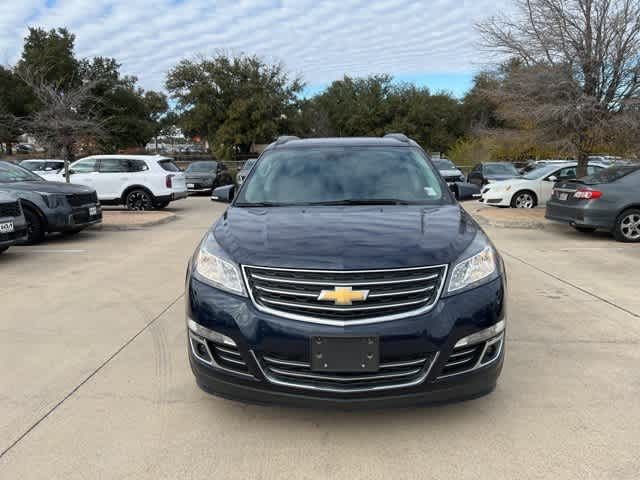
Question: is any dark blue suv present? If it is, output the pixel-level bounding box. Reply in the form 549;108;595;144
186;135;506;407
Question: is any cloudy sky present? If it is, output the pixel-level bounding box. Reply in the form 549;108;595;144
0;0;509;97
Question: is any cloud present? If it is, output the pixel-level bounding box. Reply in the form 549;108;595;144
0;0;509;93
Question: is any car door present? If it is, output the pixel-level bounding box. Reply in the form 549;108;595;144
93;158;131;200
67;158;99;190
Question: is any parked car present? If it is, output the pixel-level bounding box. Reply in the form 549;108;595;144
0;161;102;244
235;158;258;186
0;192;28;254
188;134;506;407
480;162;606;208
184;161;233;194
60;155;187;210
432;158;465;183
546;165;640;242
15;144;34;154
19;159;65;179
467;162;521;187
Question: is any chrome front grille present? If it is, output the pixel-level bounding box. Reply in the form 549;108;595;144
242;265;447;325
257;352;438;392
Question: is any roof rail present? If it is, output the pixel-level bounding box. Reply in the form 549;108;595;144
383;133;410;143
274;135;300;146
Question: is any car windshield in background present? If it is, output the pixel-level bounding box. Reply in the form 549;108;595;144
0;162;44;182
579;165;640;184
243;159;257;170
523;164;567;180
186;162;216;173
485;163;519;175
433;159;455;170
158;159;181;172
236;147;448;206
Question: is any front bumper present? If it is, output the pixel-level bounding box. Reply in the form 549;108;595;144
545;200;614;230
479;187;510;206
46;204;103;232
187;274;506;407
0;217;28;247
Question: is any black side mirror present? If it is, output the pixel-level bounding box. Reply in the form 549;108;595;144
453;182;481;201
211;184;235;203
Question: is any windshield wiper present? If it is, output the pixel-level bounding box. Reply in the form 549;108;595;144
234;202;288;207
306;198;414;206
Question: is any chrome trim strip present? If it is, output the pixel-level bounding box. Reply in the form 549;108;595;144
189;332;254;379
379;358;427;369
252;351;440;393
454;320;505;348
368;286;434;298
554;187;577;193
443;357;473;368
437;333;504;380
214;345;242;357
217;354;247;366
262;356;310;368
250;272;439;287
268;366;421;382
259;296;429;312
241;264;448;326
449;347;476;358
247;264;445;274
255;286;317;297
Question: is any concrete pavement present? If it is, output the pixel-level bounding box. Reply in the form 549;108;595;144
1;198;638;479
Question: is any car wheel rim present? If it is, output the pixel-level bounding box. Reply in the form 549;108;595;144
128;192;150;211
620;214;640;240
516;194;533;208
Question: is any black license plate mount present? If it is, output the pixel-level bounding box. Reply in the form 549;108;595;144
310;336;379;372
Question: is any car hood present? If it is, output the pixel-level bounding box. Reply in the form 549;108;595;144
486;174;521;181
439;169;464;177
487;178;532;190
211;204;480;269
0;180;95;194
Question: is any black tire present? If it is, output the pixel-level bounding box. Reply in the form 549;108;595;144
0;246;8;254
125;189;153;211
154;201;170;209
573;226;596;234
23;208;45;245
510;190;537;209
613;208;640;243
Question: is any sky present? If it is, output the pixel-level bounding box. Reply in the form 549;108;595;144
0;0;509;98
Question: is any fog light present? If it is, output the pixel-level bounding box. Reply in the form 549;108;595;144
187;318;237;347
189;333;212;363
455;320;505;348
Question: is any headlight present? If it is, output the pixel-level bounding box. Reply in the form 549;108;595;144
447;233;498;293
194;238;246;296
38;193;66;209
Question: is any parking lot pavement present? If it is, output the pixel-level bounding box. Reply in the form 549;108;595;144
1;198;639;479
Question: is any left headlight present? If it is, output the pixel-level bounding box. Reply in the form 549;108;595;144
194;237;246;296
447;232;499;294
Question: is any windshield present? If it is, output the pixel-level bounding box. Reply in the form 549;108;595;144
580;165;640;184
485;163;519;176
0;162;44;182
236;147;449;206
242;159;257;171
433;159;455;170
524;164;571;180
186;161;217;173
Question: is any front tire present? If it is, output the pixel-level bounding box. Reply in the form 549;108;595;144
125;189;153;211
510;191;537;209
614;209;640;243
23;209;45;244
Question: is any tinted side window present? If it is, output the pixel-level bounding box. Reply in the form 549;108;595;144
45;162;63;171
586;165;602;175
127;160;149;172
158;160;180;172
72;159;98;173
556;166;577;179
99;158;128;173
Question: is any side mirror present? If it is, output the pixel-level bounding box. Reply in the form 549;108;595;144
453;182;481;201
211;184;235;203
547;175;558;182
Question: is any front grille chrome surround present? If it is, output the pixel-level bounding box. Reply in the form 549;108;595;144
241;264;448;326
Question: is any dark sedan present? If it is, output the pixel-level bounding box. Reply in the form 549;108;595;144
467;162;521;187
184;161;233;194
546;165;640;242
0;161;102;244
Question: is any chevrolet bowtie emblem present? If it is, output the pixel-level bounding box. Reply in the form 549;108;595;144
318;286;370;305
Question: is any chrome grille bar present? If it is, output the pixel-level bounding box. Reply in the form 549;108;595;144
250;272;439;287
259;297;429;312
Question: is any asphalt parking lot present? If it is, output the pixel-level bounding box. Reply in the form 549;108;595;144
1;197;639;479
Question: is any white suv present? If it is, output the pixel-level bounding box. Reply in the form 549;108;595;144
62;155;187;210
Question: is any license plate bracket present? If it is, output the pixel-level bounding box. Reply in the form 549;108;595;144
310;336;379;372
0;220;14;234
558;192;568;201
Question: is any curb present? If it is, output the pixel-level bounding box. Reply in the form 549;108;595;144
90;213;178;231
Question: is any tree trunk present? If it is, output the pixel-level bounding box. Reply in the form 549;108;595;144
6;142;12;155
63;144;71;183
576;150;589;178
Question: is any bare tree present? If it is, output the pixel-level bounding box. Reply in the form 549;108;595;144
477;0;640;173
17;69;106;181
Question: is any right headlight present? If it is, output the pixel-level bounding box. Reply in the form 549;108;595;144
447;232;499;294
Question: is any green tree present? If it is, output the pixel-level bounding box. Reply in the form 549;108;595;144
166;53;303;158
0;66;36;154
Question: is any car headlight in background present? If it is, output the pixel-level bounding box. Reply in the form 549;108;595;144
37;193;67;209
195;240;246;295
447;232;499;293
